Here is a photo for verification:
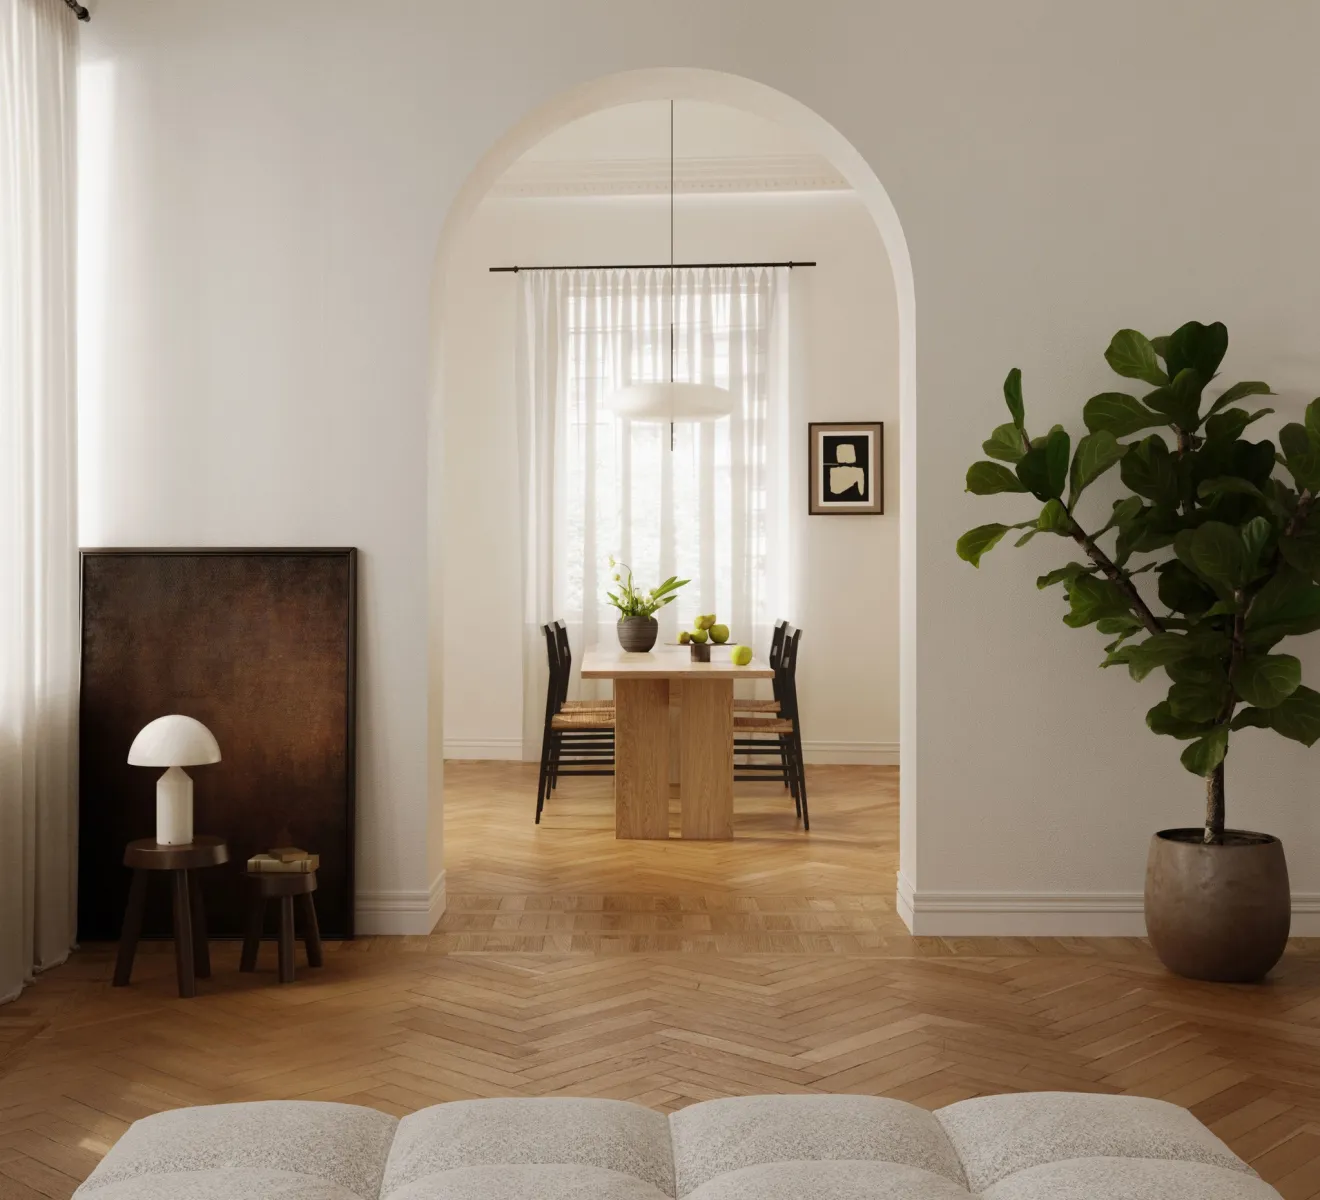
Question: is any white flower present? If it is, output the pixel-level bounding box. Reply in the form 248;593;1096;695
613;573;620;581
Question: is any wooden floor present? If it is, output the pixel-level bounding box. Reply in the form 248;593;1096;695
4;763;1320;1198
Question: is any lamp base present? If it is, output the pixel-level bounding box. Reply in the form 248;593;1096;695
156;766;194;845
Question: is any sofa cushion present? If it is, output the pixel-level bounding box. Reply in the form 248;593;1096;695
936;1092;1254;1192
72;1168;364;1200
73;1101;397;1200
684;1160;973;1200
980;1156;1284;1199
381;1098;674;1198
386;1162;671;1199
668;1095;967;1198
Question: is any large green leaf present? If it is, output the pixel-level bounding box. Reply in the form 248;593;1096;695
1307;397;1320;443
1233;653;1302;708
1068;431;1126;500
1246;566;1320;632
1147;700;1213;740
957;524;1010;566
1206;380;1273;421
1143;367;1205;431
982;422;1027;464
1062;574;1132;627
1003;368;1025;429
1082;392;1165;437
1268;685;1320;746
1204;406;1273;443
1157;561;1216;616
1180;726;1229;776
966;461;1027;495
1168;681;1226;723
1119;435;1178;505
1016;428;1070;501
1037;498;1073;533
1105;329;1168;387
1168;655;1229;688
1280;529;1320;582
1123;632;1196;682
1196;476;1285;520
1037;563;1092;590
1189;521;1247;589
1280;422;1320;490
1164;320;1229;383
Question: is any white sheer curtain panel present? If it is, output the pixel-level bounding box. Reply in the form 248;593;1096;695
516;267;790;758
0;0;79;1004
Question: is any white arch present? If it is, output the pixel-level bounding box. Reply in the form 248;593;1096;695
427;68;919;927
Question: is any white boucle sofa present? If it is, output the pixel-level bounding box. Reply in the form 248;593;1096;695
72;1092;1280;1199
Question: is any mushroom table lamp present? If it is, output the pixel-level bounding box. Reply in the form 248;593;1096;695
127;715;221;846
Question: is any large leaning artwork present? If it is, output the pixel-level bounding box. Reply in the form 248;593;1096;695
79;548;357;940
809;421;884;514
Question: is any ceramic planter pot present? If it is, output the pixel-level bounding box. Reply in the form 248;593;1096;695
617;616;658;652
1144;828;1290;982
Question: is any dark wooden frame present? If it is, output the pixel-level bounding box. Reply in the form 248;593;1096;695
808;421;885;515
78;548;357;940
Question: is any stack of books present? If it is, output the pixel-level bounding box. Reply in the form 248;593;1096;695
247;846;319;873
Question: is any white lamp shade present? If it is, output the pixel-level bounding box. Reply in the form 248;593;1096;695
606;380;733;422
128;715;221;767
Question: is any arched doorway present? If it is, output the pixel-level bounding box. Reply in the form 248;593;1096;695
426;68;918;929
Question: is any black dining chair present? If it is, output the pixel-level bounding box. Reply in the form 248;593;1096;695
733;625;808;829
734;619;786;717
536;622;615;824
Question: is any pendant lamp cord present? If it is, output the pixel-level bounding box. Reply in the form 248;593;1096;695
669;98;675;451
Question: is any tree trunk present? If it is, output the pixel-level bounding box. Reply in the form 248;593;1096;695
1204;761;1226;844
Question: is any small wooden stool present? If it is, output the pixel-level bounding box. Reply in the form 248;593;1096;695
240;871;323;983
113;836;229;999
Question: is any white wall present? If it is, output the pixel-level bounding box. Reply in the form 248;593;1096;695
80;0;1320;935
441;191;898;765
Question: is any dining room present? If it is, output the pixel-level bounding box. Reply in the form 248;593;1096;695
437;98;900;946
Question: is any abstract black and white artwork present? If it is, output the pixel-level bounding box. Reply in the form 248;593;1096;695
809;422;884;514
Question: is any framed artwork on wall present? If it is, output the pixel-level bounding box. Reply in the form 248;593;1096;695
809;422;884;514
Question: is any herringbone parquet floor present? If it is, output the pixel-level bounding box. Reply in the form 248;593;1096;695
4;763;1320;1198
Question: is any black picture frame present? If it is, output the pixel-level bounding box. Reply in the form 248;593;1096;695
78;548;357;940
809;422;884;514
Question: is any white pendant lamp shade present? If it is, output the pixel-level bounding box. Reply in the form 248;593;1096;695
608;379;733;422
128;715;221;846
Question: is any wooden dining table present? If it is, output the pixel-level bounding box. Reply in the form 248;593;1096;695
580;645;775;840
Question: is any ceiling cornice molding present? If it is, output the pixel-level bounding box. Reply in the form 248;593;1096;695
489;154;851;199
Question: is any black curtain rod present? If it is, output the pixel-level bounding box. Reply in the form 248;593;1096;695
489;260;815;274
64;0;90;21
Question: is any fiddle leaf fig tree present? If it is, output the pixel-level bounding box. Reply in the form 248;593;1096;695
958;321;1320;844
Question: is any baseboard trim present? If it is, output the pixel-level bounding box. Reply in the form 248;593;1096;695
898;886;1320;937
355;870;446;935
801;740;898;766
443;738;523;761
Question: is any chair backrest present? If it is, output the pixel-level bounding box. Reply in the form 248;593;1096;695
552;620;573;707
541;623;564;719
778;626;803;724
766;619;788;701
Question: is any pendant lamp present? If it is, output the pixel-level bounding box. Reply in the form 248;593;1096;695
606;101;733;426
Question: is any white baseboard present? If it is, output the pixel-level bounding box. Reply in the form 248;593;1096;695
801;740;898;765
355;870;446;935
896;878;1320;937
443;738;523;761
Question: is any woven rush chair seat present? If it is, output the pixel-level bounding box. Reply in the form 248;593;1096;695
562;698;615;711
734;698;781;713
734;715;794;734
550;711;615;731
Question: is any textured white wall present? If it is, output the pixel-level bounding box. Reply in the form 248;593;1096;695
441;192;899;765
79;1;1320;934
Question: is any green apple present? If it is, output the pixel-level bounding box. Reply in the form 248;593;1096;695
731;644;753;666
694;614;716;631
690;627;708;644
710;624;729;644
678;630;691;645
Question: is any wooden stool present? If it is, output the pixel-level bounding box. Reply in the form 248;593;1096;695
113;836;229;999
240;871;323;984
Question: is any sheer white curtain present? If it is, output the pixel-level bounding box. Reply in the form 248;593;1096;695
516;266;790;757
0;0;79;1004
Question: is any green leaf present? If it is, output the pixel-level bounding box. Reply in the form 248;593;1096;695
1038;562;1092;590
1157;561;1216;616
1003;368;1025;429
1164;320;1228;383
1180;726;1229;776
1246;566;1320;632
1204;406;1273;443
1231;707;1273;731
982;422;1027;464
1196;475;1286;521
1143;367;1204;431
1234;653;1302;708
1189;521;1247;589
1268;685;1320;746
1099;495;1146;536
1014;528;1039;547
1068;431;1126;500
1105;329;1168;387
1307;398;1320;443
1206;380;1273;420
1082;392;1165;437
1119;435;1178;504
966;461;1027;495
1168;681;1226;723
1147;700;1213;741
1016;428;1070;501
1280;530;1320;583
1168;655;1229;688
1063;575;1133;628
1037;498;1072;533
957;524;1010;566
1280;422;1320;490
1122;633;1196;682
